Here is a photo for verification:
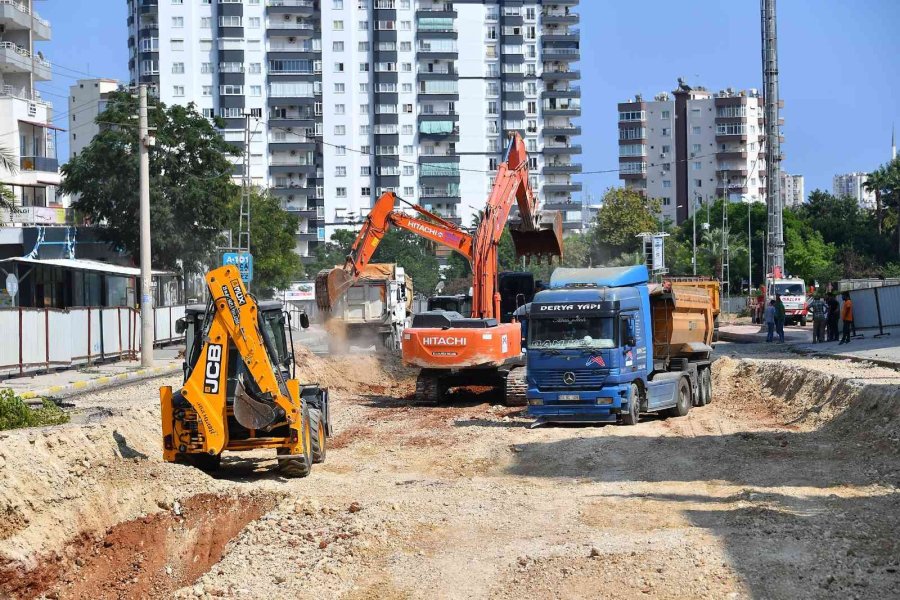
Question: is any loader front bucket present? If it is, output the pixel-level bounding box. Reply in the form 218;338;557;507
509;210;564;264
314;268;352;311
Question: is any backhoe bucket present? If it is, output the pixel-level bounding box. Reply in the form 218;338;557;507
509;210;564;264
315;268;352;311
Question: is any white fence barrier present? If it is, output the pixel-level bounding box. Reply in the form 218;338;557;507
847;284;900;332
0;305;186;378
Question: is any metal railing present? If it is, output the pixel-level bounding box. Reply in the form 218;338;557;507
268;0;315;6
0;0;50;27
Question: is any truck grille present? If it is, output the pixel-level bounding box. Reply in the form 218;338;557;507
532;369;608;390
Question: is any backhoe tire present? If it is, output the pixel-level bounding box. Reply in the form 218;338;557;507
309;407;327;464
278;403;313;478
503;367;528;407
621;383;641;426
415;370;444;405
665;377;692;418
183;453;221;473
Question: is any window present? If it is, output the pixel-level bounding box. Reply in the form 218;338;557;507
202;85;212;96
716;105;747;118
334;62;344;72
661;110;670;119
335;166;347;177
248;17;261;29
693;161;702;170
336;145;346;156
661;128;670;137
333;0;344;7
619;127;646;140
202;108;214;119
402;63;412;72
200;17;211;28
172;62;184;74
335;104;345;114
716;123;746;135
694;179;703;188
403;165;414;176
173;85;185;97
334;83;345;94
201;62;214;74
361;166;371;176
400;41;411;51
663;180;672;188
661;145;671;154
402;124;413;135
171;39;184;51
333;20;344;30
334;125;346;135
619;111;645;121
402;83;413;93
249;63;262;74
662;197;672;207
361;187;371;197
336;187;347;198
358;42;369;52
526;101;537;115
619;144;645;157
692;143;701;153
359;83;369;93
360;125;371;135
333;41;344;52
250;85;262;96
488;101;498;115
692;126;701;135
218;16;241;27
220;85;243;95
402;145;413;155
360;63;369;72
403;104;413;113
360;104;369;113
172;16;184;28
359;20;368;30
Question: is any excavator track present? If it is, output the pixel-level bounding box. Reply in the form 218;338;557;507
504;366;528;407
415;370;444;405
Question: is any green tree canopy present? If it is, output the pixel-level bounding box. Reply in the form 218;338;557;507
60;91;240;271
0;145;17;210
592;187;660;263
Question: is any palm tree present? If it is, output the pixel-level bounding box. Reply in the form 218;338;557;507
864;166;886;234
0;145;17;211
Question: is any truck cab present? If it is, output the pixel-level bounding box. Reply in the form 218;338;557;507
766;277;808;326
522;266;714;426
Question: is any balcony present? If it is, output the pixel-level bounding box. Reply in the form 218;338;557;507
541;12;579;25
267;20;317;37
542;99;580;116
19;156;58;172
542;181;583;193
270;184;311;198
0;1;51;40
543;125;581;136
139;0;158;15
266;0;317;15
541;46;579;61
542;27;578;42
543;144;582;155
297;230;322;241
543;163;581;175
0;84;50;106
542;67;579;81
0;41;51;79
542;86;580;98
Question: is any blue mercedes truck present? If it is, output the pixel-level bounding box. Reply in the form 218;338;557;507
522;266;715;425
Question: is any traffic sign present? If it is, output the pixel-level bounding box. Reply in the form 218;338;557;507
223;252;253;283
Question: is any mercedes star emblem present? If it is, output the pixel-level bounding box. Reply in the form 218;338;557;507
563;371;576;385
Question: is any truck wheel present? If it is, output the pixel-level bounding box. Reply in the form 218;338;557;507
183;453;221;473
278;404;313;478
702;368;713;405
415;370;444;405
503;367;527;407
665;378;691;418
800;317;807;327
309;408;327;464
696;368;711;406
621;383;641;425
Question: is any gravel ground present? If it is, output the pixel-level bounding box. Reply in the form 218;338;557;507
1;343;897;599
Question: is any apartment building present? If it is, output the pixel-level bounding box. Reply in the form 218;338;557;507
779;172;803;208
833;172;876;209
126;0;581;262
0;0;65;221
618;81;768;225
68;79;122;160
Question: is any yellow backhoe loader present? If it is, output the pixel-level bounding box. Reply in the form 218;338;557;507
160;265;329;477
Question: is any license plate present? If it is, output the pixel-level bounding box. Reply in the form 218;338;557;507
559;394;580;402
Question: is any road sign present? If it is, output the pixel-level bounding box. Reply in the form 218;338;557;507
223;252;253;283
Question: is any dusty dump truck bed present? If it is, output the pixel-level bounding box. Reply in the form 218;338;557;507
649;283;715;361
662;276;720;317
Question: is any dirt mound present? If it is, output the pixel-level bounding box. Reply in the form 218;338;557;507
713;356;900;442
293;344;416;396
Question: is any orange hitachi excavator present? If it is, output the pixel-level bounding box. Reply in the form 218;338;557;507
316;133;563;404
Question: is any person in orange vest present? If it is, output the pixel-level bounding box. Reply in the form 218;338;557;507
839;292;854;345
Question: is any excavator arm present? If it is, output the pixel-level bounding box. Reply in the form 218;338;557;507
316;191;474;310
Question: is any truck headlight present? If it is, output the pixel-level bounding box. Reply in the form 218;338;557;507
595;397;613;405
527;398;543;406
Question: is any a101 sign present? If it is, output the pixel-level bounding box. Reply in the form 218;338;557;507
223;252;253;283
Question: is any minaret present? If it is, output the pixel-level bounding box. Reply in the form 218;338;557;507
892;124;896;160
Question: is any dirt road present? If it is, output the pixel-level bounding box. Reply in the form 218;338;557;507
1;343;898;599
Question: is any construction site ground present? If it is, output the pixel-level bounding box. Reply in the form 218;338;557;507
1;340;898;599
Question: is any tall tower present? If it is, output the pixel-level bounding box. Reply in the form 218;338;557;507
761;0;784;274
892;124;896;161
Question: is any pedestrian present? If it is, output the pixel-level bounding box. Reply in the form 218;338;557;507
774;294;786;343
764;300;776;343
839;292;854;345
826;293;840;342
809;293;828;343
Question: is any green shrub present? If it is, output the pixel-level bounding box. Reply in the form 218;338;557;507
0;389;69;431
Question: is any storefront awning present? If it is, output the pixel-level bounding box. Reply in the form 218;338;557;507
0;257;172;276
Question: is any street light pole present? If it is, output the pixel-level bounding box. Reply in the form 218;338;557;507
139;84;154;367
692;195;698;276
748;199;752;294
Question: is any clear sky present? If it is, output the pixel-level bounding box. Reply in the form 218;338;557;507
34;0;900;200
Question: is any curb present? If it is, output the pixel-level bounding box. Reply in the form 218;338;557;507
15;362;182;404
788;346;900;372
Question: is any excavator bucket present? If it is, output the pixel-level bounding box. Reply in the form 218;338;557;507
509;210;564;264
315;268;352;311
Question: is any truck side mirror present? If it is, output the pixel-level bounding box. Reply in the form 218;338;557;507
175;317;187;335
299;312;310;329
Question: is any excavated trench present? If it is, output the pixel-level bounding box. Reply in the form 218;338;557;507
2;493;277;600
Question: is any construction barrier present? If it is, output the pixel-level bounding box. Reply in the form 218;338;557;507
847;284;900;334
0;305;187;378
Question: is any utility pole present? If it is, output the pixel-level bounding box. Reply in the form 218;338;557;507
761;0;784;274
722;179;730;307
239;114;252;254
692;195;697;276
138;84;153;367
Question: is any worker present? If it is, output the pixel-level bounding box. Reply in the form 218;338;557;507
764;299;777;343
809;293;827;344
826;293;840;342
839;292;854;345
774;294;786;343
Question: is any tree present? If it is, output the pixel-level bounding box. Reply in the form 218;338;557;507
60;91;240;271
784;227;839;284
0;145;16;211
864;165;887;234
228;191;302;298
592;187;660;263
306;228;356;275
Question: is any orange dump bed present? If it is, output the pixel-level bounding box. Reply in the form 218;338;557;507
662;277;721;317
650;284;715;360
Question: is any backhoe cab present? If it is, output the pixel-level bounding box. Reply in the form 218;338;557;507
161;265;329;477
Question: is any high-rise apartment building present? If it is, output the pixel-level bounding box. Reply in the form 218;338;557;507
68;79;122;160
617;81;769;225
833;172;875;209
779;172;803;208
0;1;64;218
126;0;581;263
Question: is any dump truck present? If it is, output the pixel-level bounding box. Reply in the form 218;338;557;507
160;265;330;476
324;263;412;352
522;265;715;426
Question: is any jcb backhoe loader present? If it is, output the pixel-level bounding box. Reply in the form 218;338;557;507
316;133;563;405
160;265;330;477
